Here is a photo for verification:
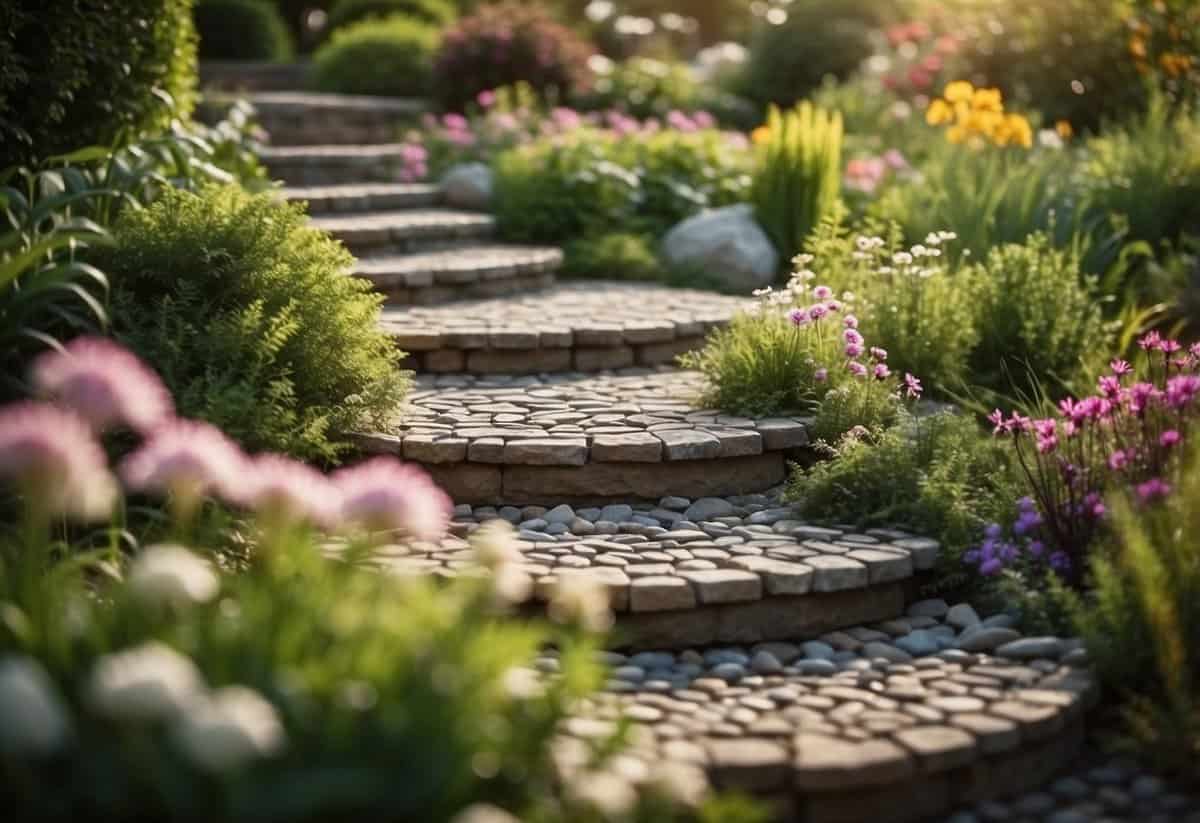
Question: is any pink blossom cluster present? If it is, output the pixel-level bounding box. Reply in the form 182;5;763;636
875;21;961;96
0;338;451;540
980;334;1200;584
398;142;429;183
844;150;910;195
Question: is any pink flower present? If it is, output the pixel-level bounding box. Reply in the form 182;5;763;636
693;111;716;129
843;329;864;346
1138;330;1162;350
245;454;341;528
1127;382;1160;416
1159;339;1182;354
847;361;868;378
843;315;859;330
333;457;451;541
870;347;888;361
1097;375;1121;398
1160;429;1182;448
812;285;833;300
1110;359;1133;376
808;304;828;321
476;89;497;108
845;343;864;358
0;402;117;520
873;363;891;380
1136;477;1172;504
550;107;582;131
1108;449;1129;471
814;368;828;382
904;373;922;399
883;149;908;170
120;420;247;504
32;337;173;433
787;308;809;327
825;300;842;313
442;113;469;131
1165;375;1200;409
666;110;696;132
987;409;1006;435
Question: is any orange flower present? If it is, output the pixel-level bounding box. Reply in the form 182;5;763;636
751;125;772;145
1055;120;1073;140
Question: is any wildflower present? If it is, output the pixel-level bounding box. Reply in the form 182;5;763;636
548;575;612;632
1110;359;1133;376
128;545;220;608
32;337;173;433
1160;429;1182;448
1138;330;1162;350
845;343;864;358
1097;375;1121;398
814;368;828;382
0;402;117;521
751;125;771;145
476;89;497;108
847;361;868;378
787;307;809;327
873;363;891;380
808;303;829;321
812;285;833;300
870;347;888;361
333;457;452;541
944;80;975;103
825;300;843;313
120;419;247;507
903;373;922;399
172;685;286;772
892;251;913;266
244;454;340;528
1137;477;1172;504
1165;375;1200;409
1048;552;1071;572
1055;120;1073;140
925;98;953;125
843;314;859;329
1108;450;1129;471
843;329;864;346
86;642;205;722
0;657;72;756
987;409;1006;435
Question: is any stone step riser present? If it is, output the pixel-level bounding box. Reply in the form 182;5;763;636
287;187;441;215
265;160;407;187
397;334;707;375
260;120;410;147
372;271;557;308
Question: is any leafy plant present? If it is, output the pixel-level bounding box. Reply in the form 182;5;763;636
432;2;595;111
195;0;294;61
0;0;197;167
312;15;439;97
749;102;844;267
97;185;409;462
562;232;665;281
326;0;455;31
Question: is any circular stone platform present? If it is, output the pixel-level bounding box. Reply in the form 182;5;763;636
354;368;809;503
549;605;1096;823
359;245;562;305
364;491;939;648
379;283;751;373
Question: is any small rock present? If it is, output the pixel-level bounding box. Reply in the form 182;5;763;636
795;659;837;676
543;504;575;524
660;203;778;292
612;665;645;683
520;518;548;531
710;662;747;682
956;627;1021;652
440;162;493;210
907;598;949;618
749;650;782;675
498;506;521;523
1130;775;1165;799
600;504;634;523
862;641;913;663
570;517;595;535
946;603;982;629
981;613;1018;629
894;630;940;657
1051;776;1092;801
659;496;691;511
801;641;836;660
995;636;1065;660
1012;792;1057;815
683;497;735;521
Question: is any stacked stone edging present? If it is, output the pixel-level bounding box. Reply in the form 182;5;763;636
361;246;561;305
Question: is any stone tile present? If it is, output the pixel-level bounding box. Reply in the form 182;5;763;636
678;570;762;604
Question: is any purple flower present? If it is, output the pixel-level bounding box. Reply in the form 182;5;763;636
1165;375;1200;409
0;402;117;520
1049;552;1071;572
1160;429;1182;448
1027;540;1045;558
870;347;888;361
873;363;891;380
843;329;864;346
1097;375;1121;399
825;300;842;313
32;337;173;434
1127;382;1159;416
1138;330;1162;350
1108;449;1129;471
1136;477;1172;504
814;368;828;382
333;457;451;541
903;373;922;399
1110;359;1133;376
812;285;833;300
987;409;1006;435
787;308;809;327
120;420;247;504
245;454;340;528
845;343;864;358
843;314;859;330
847;361;868;378
1159;339;1182;354
808;304;829;321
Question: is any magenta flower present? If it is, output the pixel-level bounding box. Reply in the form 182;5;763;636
1108;449;1129;471
873;363;891;380
1138;331;1162;350
1097;375;1121;399
870;347;888;361
1110;359;1133;376
693;111;716;129
120;420;247;505
1159;339;1182;354
333;457;451;541
845;342;864;358
847;361;868;378
787;308;809;327
442;113;469;131
812;285;833;300
843;314;859;330
32;337;173;433
0;402;117;520
843;329;864;346
245;454;341;528
825;300;842;313
814;368;828;382
903;373;922;399
1165;375;1200;409
808;304;829;321
1136;477;1172;504
987;409;1006;435
476;89;497;108
1160;429;1182;449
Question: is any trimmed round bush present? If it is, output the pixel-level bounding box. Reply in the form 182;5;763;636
432;2;595;111
195;0;293;61
736;0;882;109
99;185;410;463
326;0;454;30
312;16;438;97
0;0;197;167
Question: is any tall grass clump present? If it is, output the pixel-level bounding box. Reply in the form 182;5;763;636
750;102;843;266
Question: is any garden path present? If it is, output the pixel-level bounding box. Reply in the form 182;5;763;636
238;87;1137;822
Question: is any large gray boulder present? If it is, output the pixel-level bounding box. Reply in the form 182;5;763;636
661;204;778;292
440;162;493;210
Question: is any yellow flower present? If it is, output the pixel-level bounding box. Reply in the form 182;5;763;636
751;125;772;145
1129;35;1148;59
971;87;1004;113
1160;52;1192;78
925;98;953;126
946;124;968;145
1003;113;1033;149
944;80;975;103
967;108;1003;137
1055;119;1073;140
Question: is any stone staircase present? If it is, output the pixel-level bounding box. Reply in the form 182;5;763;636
243;88;1100;823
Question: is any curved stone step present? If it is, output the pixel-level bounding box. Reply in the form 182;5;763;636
312;208;495;254
235;91;425;145
200;61;311;93
379;282;750;373
261;143;418;185
560;617;1095;823
357;245;562;305
283;182;440;215
381;493;940;649
354;368;810;504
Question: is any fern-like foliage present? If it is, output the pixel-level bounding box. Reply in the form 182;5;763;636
98;184;409;463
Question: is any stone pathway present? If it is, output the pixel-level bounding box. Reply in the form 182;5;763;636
220;84;1155;821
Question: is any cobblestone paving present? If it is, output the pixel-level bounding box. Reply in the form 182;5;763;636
281;182;439;214
361;244;561;291
310;208;496;252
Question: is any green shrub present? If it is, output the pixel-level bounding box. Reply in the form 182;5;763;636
788;411;1019;564
562;232;665;280
735;0;882;110
578;58;701;120
1067;444;1200;782
966;235;1109;398
312;15;438;97
326;0;454;30
750;102;843;266
99;185;409;462
0;0;197;167
195;0;293;61
432;2;595;111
